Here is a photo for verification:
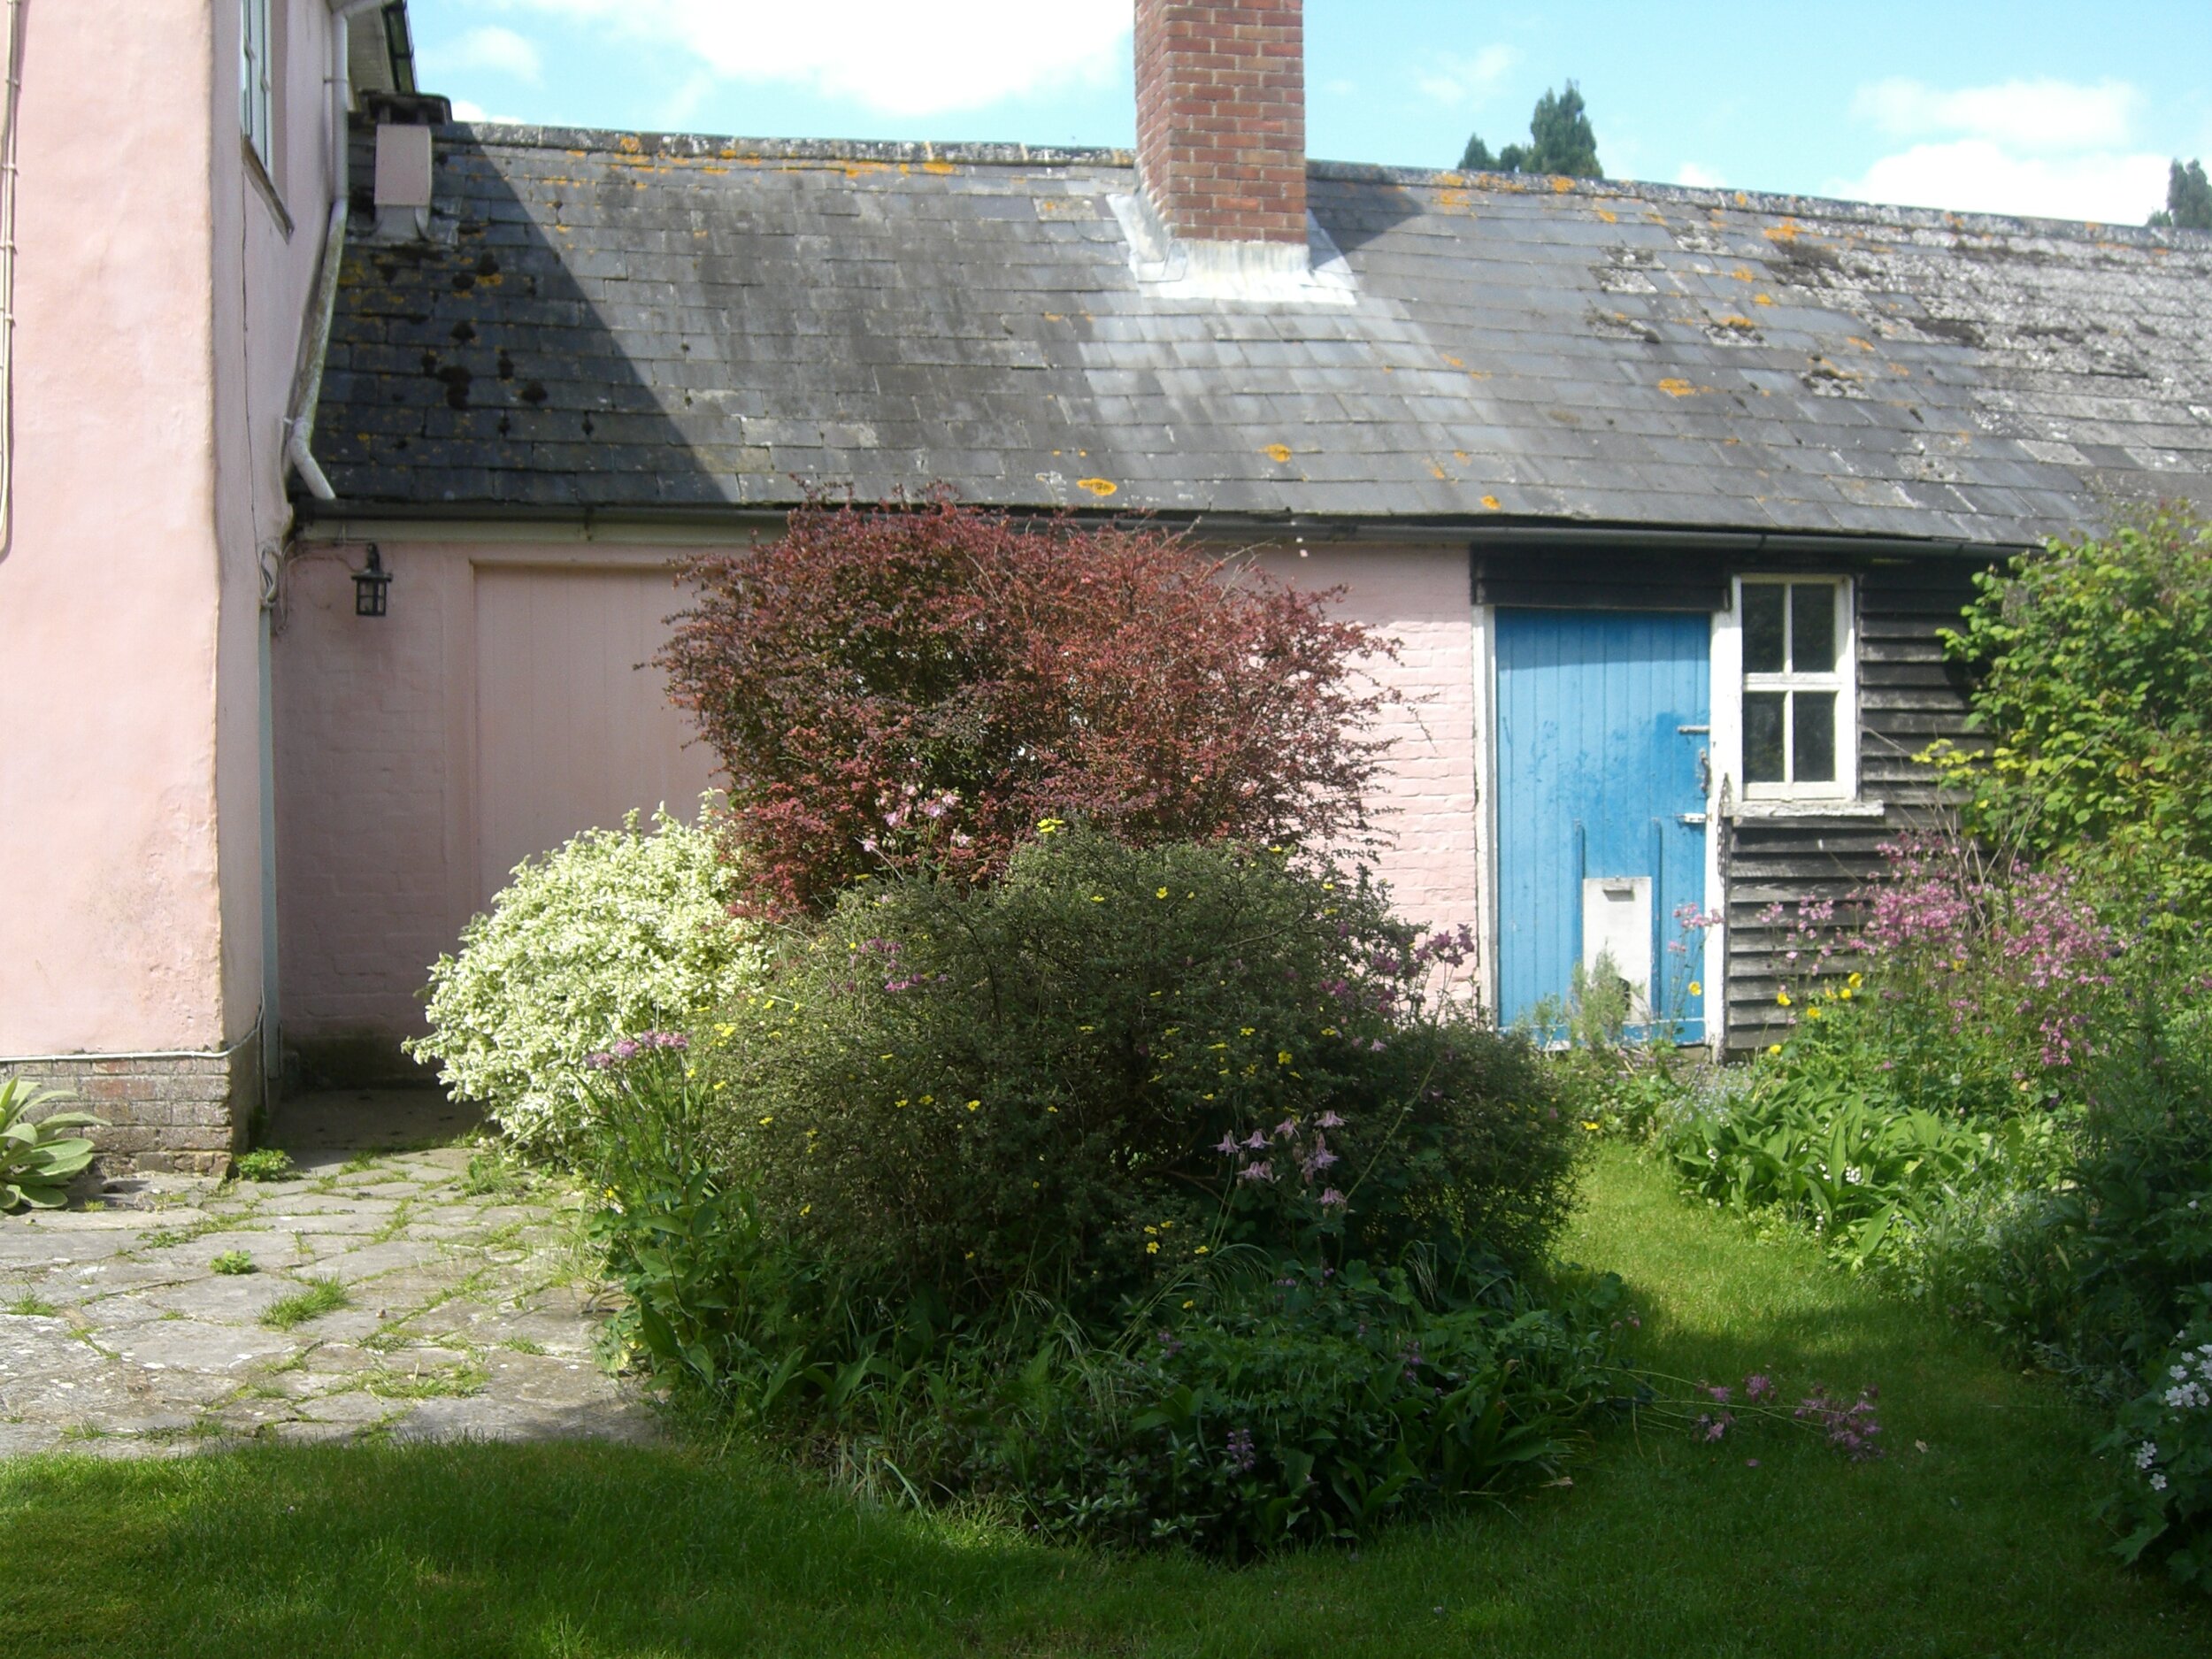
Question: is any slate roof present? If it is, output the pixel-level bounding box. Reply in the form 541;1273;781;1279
309;125;2212;545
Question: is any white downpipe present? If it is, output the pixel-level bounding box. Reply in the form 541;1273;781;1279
284;0;385;502
0;0;27;554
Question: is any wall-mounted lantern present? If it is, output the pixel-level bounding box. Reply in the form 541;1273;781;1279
353;546;391;618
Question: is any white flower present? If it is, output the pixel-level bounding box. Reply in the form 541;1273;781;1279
2151;1473;2169;1492
1844;1166;1864;1186
2136;1441;2160;1470
2174;1365;2191;1383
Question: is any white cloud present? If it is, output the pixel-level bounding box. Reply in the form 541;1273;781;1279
467;0;1132;117
1415;45;1517;108
1835;73;2167;222
1825;140;2170;223
424;25;545;85
1852;76;2138;155
448;97;528;126
1674;161;1724;188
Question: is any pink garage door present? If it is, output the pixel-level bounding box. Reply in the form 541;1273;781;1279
472;565;718;904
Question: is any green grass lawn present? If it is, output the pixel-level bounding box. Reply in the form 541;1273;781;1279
3;1145;2200;1657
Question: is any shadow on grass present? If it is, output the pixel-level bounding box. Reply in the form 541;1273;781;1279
0;1148;2199;1659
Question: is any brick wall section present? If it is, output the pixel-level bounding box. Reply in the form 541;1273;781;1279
0;1045;255;1176
1134;0;1307;244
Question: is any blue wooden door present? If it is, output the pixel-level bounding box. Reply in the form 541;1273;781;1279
1495;610;1710;1041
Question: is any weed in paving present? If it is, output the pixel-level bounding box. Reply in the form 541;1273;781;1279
4;1294;59;1317
210;1252;256;1277
234;1149;296;1183
260;1278;350;1331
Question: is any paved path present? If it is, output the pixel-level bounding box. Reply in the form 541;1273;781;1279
0;1094;655;1455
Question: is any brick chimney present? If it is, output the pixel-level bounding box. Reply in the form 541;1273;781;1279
1134;0;1307;250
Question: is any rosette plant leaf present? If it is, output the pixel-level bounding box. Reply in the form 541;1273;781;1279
0;1080;104;1210
657;497;1399;914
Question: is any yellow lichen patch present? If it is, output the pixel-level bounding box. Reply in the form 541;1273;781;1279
1436;188;1471;211
1551;175;1574;193
1764;219;1801;243
1730;265;1757;281
1453;450;1470;462
1658;377;1715;397
1753;293;1774;306
1596;207;1618;222
1262;443;1293;464
1427;458;1452;480
1890;362;1912;376
1076;478;1117;497
1440;354;1465;369
922;158;957;176
617;134;642;154
1042;312;1064;322
1482;495;1502;510
1847;336;1877;352
1717;314;1758;330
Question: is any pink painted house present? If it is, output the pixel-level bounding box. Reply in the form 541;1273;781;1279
5;1;2208;1169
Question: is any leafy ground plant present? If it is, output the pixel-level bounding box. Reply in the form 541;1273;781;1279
208;1252;256;1277
258;1278;349;1331
234;1149;295;1183
0;1080;104;1211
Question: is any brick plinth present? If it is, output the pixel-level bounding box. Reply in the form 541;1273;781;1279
0;1042;257;1176
1134;0;1306;245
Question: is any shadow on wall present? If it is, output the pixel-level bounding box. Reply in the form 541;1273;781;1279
279;121;719;1092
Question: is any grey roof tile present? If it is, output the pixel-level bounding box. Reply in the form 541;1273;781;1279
309;126;2212;541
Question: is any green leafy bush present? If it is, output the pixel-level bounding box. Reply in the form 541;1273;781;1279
1933;503;2212;921
584;831;1609;1555
234;1148;295;1183
0;1080;103;1210
409;802;764;1155
703;828;1578;1329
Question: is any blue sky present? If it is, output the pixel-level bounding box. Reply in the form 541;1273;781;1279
414;1;2212;224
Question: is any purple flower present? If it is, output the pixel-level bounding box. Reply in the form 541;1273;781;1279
1272;1118;1298;1141
1705;1384;1732;1405
1225;1428;1257;1473
1317;1187;1347;1208
1242;1130;1269;1152
1317;1110;1345;1130
584;1051;615;1071
611;1039;639;1060
1215;1133;1241;1156
1744;1373;1776;1402
1238;1161;1275;1183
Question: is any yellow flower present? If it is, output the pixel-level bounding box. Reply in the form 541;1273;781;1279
1194;1246;1209;1256
1037;818;1065;835
1848;972;1864;988
1687;981;1701;997
965;1099;980;1111
1182;1300;1196;1310
1090;895;1105;903
1240;1027;1256;1037
1146;1241;1160;1255
1777;991;1792;1007
1839;987;1853;1000
1145;1225;1157;1234
895;1098;909;1108
964;1251;976;1261
1806;1006;1823;1020
1156;887;1170;899
758;1115;773;1125
1767;1043;1782;1056
1278;1050;1293;1065
801;1204;811;1216
1582;1121;1601;1132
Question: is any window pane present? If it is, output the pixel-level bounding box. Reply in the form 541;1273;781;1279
1743;584;1786;674
1793;690;1837;782
1745;692;1786;781
1792;583;1837;674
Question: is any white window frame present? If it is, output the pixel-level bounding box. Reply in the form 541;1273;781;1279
241;0;274;172
1714;574;1857;806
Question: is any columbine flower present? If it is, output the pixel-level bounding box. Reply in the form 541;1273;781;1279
1238;1161;1274;1183
1215;1133;1240;1156
1272;1118;1298;1141
1317;1187;1347;1208
1317;1110;1345;1129
1242;1130;1269;1151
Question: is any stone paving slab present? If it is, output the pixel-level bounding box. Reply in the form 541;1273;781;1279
0;1094;657;1455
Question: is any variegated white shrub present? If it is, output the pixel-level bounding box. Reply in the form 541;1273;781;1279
408;800;763;1155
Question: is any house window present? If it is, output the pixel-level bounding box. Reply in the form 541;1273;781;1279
1738;577;1853;798
242;0;275;170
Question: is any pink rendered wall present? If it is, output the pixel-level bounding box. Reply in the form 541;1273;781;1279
0;0;338;1058
273;541;719;1061
273;535;1479;1061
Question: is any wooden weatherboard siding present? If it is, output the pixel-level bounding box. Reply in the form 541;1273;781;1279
1721;556;1988;1049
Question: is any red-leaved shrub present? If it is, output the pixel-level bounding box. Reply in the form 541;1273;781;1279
658;499;1396;912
